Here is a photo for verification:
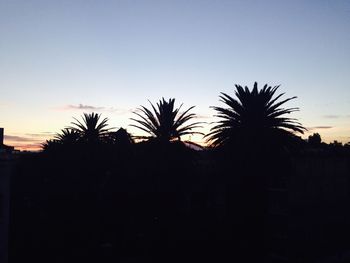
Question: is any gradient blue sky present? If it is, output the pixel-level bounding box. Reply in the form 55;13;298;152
1;0;349;150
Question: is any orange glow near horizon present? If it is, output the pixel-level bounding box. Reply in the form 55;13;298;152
6;125;350;152
3;110;350;152
4;134;52;152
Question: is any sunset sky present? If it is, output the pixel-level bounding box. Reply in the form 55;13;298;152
1;0;350;150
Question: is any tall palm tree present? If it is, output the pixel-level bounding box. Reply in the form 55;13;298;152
206;82;306;148
70;112;111;143
130;98;202;142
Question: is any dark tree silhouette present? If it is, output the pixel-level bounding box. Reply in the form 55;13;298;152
54;128;80;144
308;132;322;146
330;140;342;147
130;98;202;142
204;83;307;262
41;139;59;151
69;112;112;143
42;128;80;151
206;82;306;149
106;128;134;146
114;128;133;143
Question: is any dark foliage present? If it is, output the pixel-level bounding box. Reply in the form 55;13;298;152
70;112;112;143
308;132;322;146
206;82;306;153
8;94;350;263
131;98;202;142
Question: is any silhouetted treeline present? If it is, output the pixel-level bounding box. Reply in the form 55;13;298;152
9;139;350;263
8;84;350;262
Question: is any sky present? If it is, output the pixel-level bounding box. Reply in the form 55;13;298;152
1;0;350;150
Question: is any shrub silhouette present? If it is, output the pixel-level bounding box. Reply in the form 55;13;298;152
308;132;322;146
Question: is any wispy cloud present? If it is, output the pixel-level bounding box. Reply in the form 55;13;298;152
11;143;43;151
323;115;340;119
322;114;350;119
4;134;47;151
4;135;37;142
56;104;131;114
307;126;333;130
25;132;55;137
65;104;104;111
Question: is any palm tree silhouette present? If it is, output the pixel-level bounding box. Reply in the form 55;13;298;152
54;128;80;144
206;82;306;148
130;98;202;142
41;128;80;151
41;139;59;151
70;112;112;143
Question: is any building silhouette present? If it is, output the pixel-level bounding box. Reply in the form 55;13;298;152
0;128;14;263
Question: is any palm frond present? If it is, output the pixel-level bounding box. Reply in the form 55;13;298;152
131;98;202;142
206;82;306;147
69;112;112;143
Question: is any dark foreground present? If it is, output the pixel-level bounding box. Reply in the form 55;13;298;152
8;142;350;262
